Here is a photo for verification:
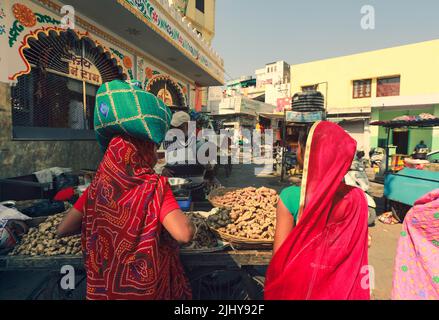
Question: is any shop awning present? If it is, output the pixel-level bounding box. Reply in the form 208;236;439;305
328;117;369;123
258;112;285;120
370;118;439;128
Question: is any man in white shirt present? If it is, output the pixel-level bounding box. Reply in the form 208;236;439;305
156;111;194;176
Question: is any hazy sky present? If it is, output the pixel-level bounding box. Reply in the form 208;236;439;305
213;0;439;80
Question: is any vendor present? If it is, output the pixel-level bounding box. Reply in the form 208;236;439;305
157;111;212;176
157;111;194;176
415;140;428;151
413;140;429;159
57;80;194;300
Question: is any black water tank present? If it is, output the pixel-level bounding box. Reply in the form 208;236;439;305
291;91;325;112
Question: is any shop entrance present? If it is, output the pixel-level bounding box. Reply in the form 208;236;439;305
392;129;409;154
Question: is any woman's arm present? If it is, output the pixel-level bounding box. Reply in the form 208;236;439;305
57;207;83;237
273;199;295;254
162;209;195;244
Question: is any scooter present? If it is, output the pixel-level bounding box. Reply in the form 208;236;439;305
345;156;377;226
370;147;385;171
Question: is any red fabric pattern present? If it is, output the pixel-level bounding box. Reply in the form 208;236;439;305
82;135;191;300
75;186;179;223
265;121;370;300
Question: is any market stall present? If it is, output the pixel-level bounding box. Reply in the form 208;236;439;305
0;186;277;300
370;116;439;220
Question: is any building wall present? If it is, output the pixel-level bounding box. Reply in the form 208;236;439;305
256;61;290;88
290;39;439;111
0;81;103;178
185;0;215;44
0;0;221;178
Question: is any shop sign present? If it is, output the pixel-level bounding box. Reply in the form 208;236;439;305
67;54;101;85
286;111;325;123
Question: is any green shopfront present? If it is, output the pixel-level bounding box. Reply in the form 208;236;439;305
370;104;439;155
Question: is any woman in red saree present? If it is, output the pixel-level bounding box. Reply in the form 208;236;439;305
265;121;370;300
58;80;193;300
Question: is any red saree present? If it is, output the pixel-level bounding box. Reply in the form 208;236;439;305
265;121;370;300
82;136;191;300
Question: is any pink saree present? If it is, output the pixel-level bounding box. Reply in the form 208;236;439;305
392;189;439;300
265;121;370;300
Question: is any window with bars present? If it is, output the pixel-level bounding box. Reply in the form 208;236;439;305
11;29;125;140
353;79;372;99
377;76;400;97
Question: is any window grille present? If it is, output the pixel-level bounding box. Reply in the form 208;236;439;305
11;29;125;139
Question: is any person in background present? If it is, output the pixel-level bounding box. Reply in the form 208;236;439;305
274;129;309;252
392;189;439;300
57;80;194;300
415;140;428;152
158;111;193;177
266;121;370;300
68;99;86;130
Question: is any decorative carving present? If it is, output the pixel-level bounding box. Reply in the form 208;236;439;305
123;56;133;69
12;3;37;27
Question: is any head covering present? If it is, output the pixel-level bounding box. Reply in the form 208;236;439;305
392;189;439;300
94;80;172;151
265;121;370;300
171;111;190;128
83;135;191;300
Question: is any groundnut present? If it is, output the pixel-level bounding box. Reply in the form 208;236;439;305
211;187;278;241
9;212;81;257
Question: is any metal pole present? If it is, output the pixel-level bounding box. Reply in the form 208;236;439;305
385;127;390;173
280;108;287;182
384;127;391;211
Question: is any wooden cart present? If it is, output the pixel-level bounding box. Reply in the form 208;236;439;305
0;250;271;300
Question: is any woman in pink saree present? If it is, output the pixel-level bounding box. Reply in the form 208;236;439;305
392;189;439;300
265;121;370;300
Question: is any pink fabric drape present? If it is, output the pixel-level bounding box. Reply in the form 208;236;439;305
392;189;439;300
265;121;370;300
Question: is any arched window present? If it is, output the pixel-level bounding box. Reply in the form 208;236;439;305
146;75;187;112
11;29;125;140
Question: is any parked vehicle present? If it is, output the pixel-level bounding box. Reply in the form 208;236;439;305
427;150;439;163
370;147;385;169
345;155;377;226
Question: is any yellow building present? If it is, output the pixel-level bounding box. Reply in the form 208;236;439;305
290;39;439;156
183;0;216;44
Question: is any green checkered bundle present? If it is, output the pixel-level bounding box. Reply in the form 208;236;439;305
94;80;172;151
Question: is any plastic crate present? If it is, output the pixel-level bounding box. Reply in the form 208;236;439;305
0;175;53;201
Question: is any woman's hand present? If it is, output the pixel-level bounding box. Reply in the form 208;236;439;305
57;207;83;238
162;209;194;244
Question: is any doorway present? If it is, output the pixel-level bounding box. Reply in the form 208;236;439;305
392;129;409;154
